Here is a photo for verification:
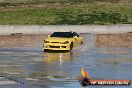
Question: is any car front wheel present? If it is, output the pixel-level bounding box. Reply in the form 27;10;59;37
70;42;73;51
44;49;48;52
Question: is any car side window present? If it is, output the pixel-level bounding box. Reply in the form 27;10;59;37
74;32;79;37
71;32;74;38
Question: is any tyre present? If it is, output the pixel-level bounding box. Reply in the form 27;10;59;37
81;41;83;44
70;42;73;51
44;49;48;52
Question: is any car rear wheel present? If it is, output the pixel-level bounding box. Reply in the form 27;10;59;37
81;41;83;44
70;42;73;51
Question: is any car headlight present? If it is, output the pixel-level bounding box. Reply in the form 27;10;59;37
44;40;50;43
60;41;69;44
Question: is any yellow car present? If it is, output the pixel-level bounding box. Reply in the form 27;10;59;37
43;32;83;51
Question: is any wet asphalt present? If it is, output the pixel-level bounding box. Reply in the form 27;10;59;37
0;34;132;88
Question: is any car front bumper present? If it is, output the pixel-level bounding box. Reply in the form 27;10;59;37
43;43;71;51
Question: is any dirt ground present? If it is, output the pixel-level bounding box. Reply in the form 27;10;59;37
96;33;132;47
0;34;47;47
0;33;132;47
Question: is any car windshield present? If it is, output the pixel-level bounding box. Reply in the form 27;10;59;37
50;32;73;38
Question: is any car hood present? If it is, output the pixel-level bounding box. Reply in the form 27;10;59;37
45;37;71;42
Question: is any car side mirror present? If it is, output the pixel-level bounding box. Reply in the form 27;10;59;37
47;35;50;38
73;36;77;38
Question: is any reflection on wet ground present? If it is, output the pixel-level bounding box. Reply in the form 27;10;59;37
0;34;132;88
